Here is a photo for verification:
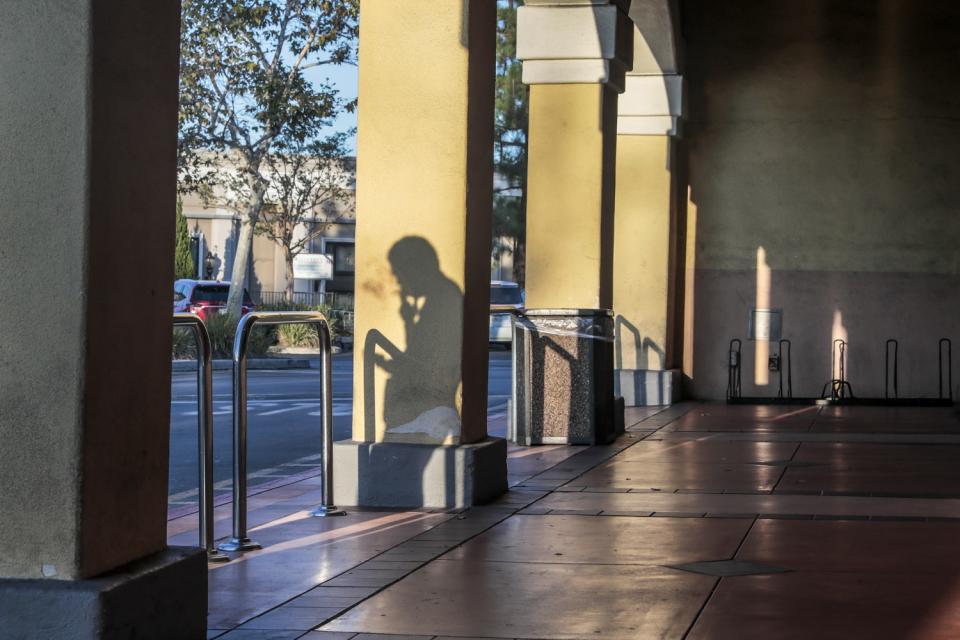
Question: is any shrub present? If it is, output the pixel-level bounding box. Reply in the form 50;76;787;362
204;313;276;359
172;326;198;360
174;198;195;280
277;322;321;349
256;301;347;345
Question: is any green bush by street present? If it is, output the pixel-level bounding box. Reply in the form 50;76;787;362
172;314;276;360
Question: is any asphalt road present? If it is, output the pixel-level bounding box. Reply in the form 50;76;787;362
168;350;512;505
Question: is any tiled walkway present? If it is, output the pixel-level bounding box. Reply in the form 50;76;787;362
170;403;960;639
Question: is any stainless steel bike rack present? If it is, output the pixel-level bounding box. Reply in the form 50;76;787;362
885;339;899;400
726;339;742;400
218;311;346;553
776;339;793;399
172;313;230;563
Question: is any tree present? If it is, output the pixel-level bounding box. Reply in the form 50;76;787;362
174;197;196;280
257;133;354;300
178;0;358;317
494;0;529;286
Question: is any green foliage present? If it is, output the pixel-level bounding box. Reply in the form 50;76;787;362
277;322;320;348
172;327;198;360
174;198;195;280
494;0;528;283
257;301;351;342
204;313;276;359
177;0;359;315
257;301;331;313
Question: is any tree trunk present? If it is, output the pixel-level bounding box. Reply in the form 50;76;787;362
225;219;254;318
284;248;295;303
226;173;266;318
513;236;526;289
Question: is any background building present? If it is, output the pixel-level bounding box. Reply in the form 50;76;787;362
180;159;357;305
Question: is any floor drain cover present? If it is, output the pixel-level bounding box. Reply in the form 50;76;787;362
667;560;792;577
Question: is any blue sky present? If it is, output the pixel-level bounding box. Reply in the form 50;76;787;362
305;59;358;153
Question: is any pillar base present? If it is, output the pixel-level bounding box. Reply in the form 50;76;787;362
616;368;681;406
0;547;206;640
512;310;617;445
333;437;507;509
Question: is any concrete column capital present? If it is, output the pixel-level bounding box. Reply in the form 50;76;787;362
617;73;684;136
517;1;633;91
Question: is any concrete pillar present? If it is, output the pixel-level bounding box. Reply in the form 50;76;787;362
518;0;633;309
610;5;686;406
613;72;685;406
0;1;205;637
513;1;631;444
334;0;506;509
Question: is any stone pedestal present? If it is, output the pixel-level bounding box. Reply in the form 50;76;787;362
512;310;618;445
333;438;507;509
0;548;206;640
616;368;681;406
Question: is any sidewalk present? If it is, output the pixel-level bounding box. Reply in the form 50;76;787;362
170;403;960;639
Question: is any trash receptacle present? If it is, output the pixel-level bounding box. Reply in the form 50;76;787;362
510;309;619;445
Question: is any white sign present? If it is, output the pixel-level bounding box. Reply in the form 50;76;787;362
293;253;333;280
749;308;783;341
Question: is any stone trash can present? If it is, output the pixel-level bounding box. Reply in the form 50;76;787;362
510;309;623;445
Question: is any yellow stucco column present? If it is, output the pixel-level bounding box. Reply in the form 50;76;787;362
524;84;619;308
352;0;494;447
613;134;677;371
338;1;506;510
612;74;684;374
611;10;685;405
518;2;631;309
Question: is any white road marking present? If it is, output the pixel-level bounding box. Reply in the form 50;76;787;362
257;402;317;416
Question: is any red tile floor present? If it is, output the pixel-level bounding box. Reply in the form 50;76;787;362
169;403;960;639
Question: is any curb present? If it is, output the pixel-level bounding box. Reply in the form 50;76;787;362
172;358;313;372
171;351;351;372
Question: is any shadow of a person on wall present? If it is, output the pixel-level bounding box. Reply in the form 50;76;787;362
364;236;464;444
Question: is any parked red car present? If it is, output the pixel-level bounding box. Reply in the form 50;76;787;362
173;279;255;321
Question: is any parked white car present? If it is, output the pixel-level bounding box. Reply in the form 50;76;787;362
489;280;524;344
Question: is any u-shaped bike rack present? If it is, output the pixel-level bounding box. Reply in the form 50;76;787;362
726;339;743;400
218;311;346;553
172;313;229;563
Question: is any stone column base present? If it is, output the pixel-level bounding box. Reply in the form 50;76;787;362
333;437;507;509
512;310;617;445
615;368;681;406
0;547;206;640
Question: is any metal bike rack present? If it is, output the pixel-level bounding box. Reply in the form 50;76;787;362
820;339;854;401
218;311;345;553
885;339;899;400
726;339;742;400
172;313;229;563
777;339;793;399
941;338;954;402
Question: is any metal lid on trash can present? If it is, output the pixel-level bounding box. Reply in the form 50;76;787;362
522;308;612;318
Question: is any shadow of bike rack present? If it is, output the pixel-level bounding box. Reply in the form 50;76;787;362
173;313;229;563
218;311;346;554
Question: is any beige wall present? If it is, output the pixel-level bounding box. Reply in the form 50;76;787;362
681;0;960;399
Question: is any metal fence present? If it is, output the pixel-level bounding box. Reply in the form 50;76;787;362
255;290;355;311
